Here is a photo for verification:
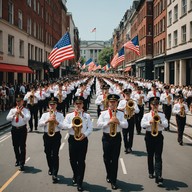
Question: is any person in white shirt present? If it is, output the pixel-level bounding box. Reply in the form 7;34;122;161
6;94;31;171
64;96;92;192
97;94;128;190
141;99;168;185
38;97;64;183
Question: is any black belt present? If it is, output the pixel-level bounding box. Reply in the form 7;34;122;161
146;131;162;134
103;132;121;136
12;125;26;129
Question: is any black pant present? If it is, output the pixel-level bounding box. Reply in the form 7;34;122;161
38;100;45;117
145;132;164;177
122;116;135;150
176;115;186;143
68;135;88;186
162;104;172;130
43;132;61;176
28;104;38;131
11;125;27;165
135;105;144;134
102;132;121;184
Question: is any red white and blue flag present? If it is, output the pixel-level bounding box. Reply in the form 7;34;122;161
48;32;75;68
91;27;96;32
124;35;140;56
111;47;125;68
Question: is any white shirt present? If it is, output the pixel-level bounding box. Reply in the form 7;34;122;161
172;102;189;115
160;92;173;105
97;109;128;133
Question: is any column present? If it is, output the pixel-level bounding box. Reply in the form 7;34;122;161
179;59;186;86
164;62;169;84
174;61;179;85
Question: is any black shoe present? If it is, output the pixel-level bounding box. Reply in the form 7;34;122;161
72;177;77;185
48;169;52;175
127;148;132;153
77;185;84;191
124;149;128;154
15;161;20;167
179;141;183;146
155;176;163;184
149;174;154;179
106;177;111;183
52;175;59;183
111;183;118;190
19;164;25;171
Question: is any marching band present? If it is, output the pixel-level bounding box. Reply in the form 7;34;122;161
5;73;192;191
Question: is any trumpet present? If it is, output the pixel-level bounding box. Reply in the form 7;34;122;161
138;95;144;106
29;91;34;106
109;110;117;137
72;111;83;141
151;109;160;137
48;109;56;137
166;94;172;105
124;99;135;119
58;90;62;103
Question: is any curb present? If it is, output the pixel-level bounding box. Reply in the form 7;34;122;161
0;122;11;130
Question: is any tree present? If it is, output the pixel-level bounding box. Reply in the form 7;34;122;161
98;47;113;67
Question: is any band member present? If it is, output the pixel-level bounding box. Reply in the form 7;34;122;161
6;95;31;171
64;96;93;192
160;85;173;131
117;88;139;153
147;83;161;111
97;94;128;190
95;84;110;117
141;99;168;185
172;94;189;145
133;86;147;134
24;85;40;132
38;97;64;183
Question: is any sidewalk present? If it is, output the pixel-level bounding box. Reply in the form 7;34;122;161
0;108;191;139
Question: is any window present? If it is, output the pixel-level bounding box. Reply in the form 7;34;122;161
162;17;165;32
190;0;192;10
27;0;31;7
18;10;22;29
181;25;186;43
173;30;178;46
34;21;36;37
0;0;2;18
190;21;192;40
19;40;24;57
33;0;36;11
168;10;172;26
37;2;40;15
8;1;14;24
168;33;171;48
181;0;187;15
174;4;178;22
0;30;3;52
27;18;32;34
8;35;14;55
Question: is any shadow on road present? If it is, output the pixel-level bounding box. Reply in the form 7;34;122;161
131;150;147;157
23;166;42;174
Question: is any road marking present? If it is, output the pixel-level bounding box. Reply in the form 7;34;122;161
120;158;127;174
0;135;11;143
60;142;65;150
64;133;69;140
0;157;30;192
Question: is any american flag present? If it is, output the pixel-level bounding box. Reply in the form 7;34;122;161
48;32;75;68
91;27;96;32
111;47;125;68
124;35;140;56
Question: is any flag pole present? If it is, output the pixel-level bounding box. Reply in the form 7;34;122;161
95;31;96;42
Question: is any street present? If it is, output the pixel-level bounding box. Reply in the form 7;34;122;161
0;95;192;192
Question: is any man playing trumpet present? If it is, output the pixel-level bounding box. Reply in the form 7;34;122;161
141;98;168;185
64;96;92;191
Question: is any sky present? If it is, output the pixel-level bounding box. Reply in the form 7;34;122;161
66;0;133;41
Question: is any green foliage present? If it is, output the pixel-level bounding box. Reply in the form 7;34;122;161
80;57;86;64
98;47;113;67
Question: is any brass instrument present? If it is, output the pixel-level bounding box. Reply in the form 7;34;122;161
58;90;62;103
103;94;108;109
151;109;160;137
124;99;135;119
109;110;117;137
72;111;83;141
180;103;185;117
48;109;56;137
29;91;34;106
166;94;172;105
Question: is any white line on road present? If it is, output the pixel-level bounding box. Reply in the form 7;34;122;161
120;158;127;174
0;135;11;143
64;133;69;140
60;142;65;150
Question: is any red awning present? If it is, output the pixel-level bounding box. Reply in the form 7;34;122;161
124;66;131;72
0;63;33;73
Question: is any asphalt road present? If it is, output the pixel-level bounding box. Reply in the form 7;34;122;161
0;96;192;192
